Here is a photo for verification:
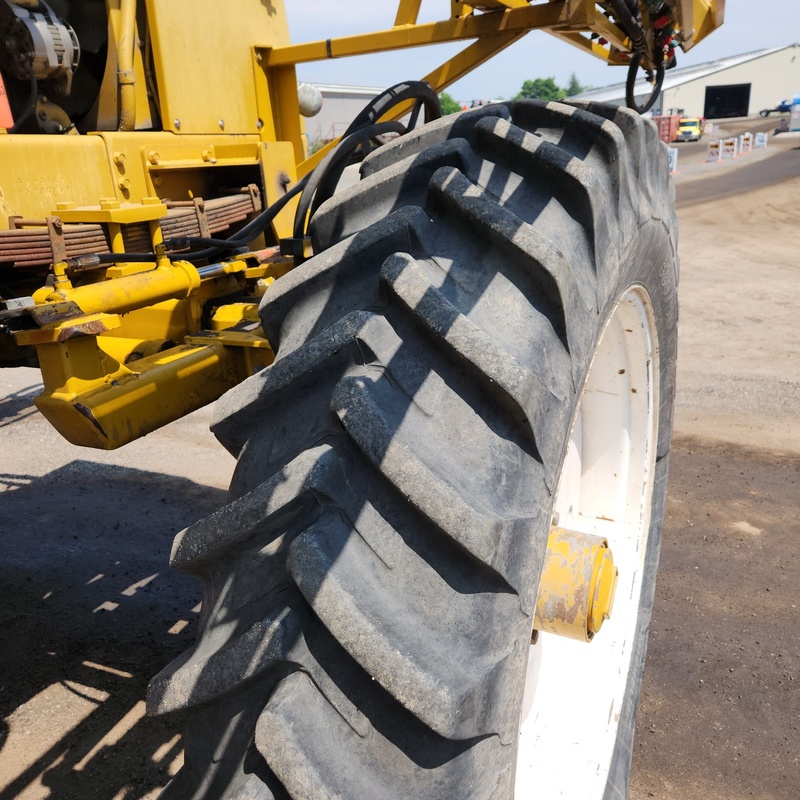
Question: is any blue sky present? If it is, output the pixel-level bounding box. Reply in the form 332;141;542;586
285;1;797;101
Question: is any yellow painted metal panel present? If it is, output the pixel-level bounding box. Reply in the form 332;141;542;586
92;131;264;204
258;140;299;240
0;136;117;228
271;65;305;165
145;0;292;134
692;0;724;49
34;339;263;449
0;131;272;224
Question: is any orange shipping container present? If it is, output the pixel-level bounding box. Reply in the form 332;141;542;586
652;114;681;143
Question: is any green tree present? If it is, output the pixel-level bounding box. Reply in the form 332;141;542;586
515;77;566;102
439;91;461;115
566;72;591;96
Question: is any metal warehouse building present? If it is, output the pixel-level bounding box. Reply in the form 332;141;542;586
571;43;800;119
304;84;388;144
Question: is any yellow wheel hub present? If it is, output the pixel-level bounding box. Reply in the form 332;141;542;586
533;527;619;642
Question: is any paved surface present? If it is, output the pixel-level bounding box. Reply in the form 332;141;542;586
675;130;800;205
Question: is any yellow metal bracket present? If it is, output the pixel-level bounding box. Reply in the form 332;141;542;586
27;337;270;449
14;255;276;448
54;198;168;225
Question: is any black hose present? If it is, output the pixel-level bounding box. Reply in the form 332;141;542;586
82;81;441;265
606;0;666;114
8;73;37;134
308;80;442;216
94;252;161;263
606;0;647;55
293;120;406;240
172;175;309;261
89;176;309;264
164;235;250;252
625;52;665;114
344;80;441;136
218;175;308;249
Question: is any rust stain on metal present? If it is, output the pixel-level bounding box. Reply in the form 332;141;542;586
56;318;111;342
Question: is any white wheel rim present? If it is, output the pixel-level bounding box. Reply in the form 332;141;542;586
515;286;660;799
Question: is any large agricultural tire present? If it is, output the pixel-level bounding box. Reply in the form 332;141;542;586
148;99;678;799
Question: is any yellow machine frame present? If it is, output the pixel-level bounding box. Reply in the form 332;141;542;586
1;0;723;449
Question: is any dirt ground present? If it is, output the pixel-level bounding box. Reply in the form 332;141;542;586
1;123;798;799
629;128;800;800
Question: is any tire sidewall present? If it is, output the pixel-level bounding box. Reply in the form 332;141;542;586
595;217;678;798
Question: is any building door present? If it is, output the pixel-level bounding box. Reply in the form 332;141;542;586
704;84;752;118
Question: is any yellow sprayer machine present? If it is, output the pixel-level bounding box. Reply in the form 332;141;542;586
0;1;722;797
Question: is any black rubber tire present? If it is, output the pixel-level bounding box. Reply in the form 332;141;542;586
148;99;678;799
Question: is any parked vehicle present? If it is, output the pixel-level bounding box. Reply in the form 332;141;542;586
676;116;703;141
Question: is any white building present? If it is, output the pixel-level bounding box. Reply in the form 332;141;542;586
570;44;800;119
304;84;388;144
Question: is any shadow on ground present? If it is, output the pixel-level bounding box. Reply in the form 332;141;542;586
0;460;228;799
0;382;41;432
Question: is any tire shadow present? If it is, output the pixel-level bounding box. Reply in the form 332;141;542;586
0;460;228;799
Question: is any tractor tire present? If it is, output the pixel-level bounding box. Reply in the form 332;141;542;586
148;99;678;799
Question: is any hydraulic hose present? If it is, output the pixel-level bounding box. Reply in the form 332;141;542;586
344;80;441;135
606;0;666;113
607;0;648;55
306;80;441;229
293;120;406;240
86;81;440;263
91;176;309;264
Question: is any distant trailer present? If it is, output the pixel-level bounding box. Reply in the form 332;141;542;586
652;114;681;143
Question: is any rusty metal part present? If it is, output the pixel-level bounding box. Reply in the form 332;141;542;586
0;189;261;268
193;196;211;238
45;216;67;262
